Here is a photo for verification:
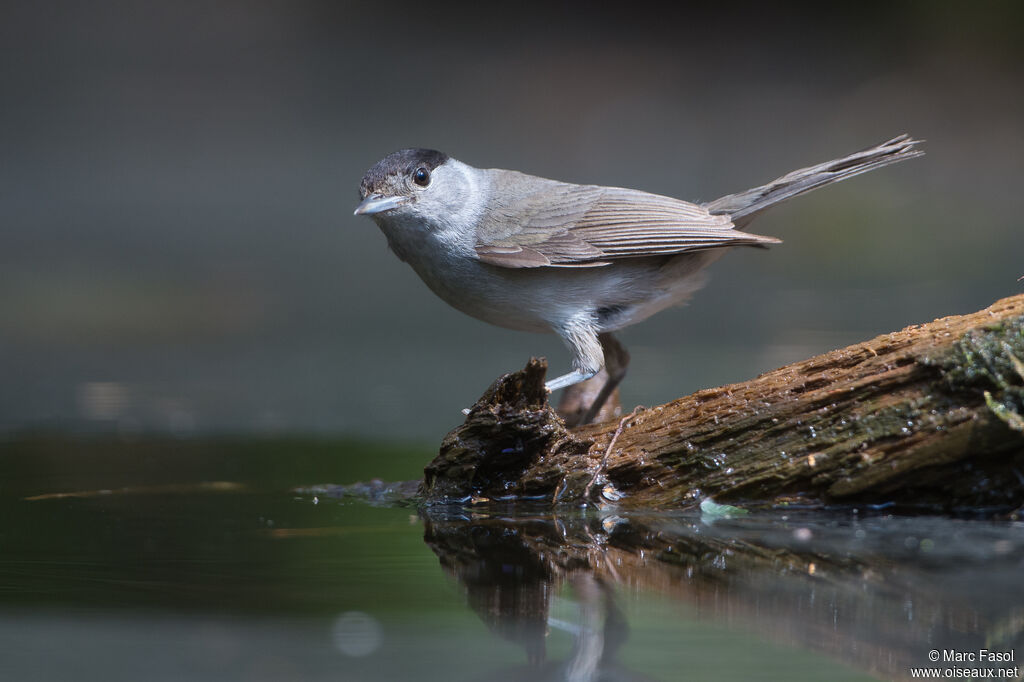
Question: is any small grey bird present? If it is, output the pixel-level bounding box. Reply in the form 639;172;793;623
355;135;922;423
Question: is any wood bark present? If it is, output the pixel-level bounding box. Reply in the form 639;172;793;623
422;294;1024;512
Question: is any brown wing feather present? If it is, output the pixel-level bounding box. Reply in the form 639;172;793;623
473;171;780;269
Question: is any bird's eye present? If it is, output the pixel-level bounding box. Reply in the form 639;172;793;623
413;167;430;186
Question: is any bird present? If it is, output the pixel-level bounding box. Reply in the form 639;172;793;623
354;135;923;424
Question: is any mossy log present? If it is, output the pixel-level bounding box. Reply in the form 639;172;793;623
422;294;1024;511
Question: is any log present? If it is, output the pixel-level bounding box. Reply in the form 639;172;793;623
422;294;1024;512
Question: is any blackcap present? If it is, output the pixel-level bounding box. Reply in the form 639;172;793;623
354;135;922;423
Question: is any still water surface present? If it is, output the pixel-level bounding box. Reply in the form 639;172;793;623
2;436;1022;681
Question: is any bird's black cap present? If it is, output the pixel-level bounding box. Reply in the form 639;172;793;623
359;148;449;198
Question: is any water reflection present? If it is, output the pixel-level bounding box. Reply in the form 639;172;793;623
422;508;1024;681
6;434;1024;681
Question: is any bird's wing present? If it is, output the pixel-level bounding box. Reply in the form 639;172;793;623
473;171;780;269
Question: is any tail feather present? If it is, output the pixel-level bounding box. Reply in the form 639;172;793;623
703;134;924;228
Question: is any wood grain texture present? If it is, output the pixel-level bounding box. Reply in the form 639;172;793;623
423;294;1024;512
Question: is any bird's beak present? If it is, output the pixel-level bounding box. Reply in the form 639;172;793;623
353;194;409;216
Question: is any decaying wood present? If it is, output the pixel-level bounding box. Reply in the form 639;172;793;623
422;294;1024;511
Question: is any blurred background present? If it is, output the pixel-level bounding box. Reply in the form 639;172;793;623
2;0;1022;443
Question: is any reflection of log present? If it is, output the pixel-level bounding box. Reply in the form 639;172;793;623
423;295;1024;510
425;514;639;680
422;510;1024;681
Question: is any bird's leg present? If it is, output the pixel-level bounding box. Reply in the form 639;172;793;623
545;369;597;391
578;333;630;425
557;367;611;426
558;333;630;427
548;322;630;426
546;317;603;392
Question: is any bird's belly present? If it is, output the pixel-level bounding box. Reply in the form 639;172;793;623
408;257;564;333
401;245;722;335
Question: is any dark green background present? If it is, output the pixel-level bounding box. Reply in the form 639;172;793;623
2;1;1022;441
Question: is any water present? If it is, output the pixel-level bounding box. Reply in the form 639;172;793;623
2;436;1023;681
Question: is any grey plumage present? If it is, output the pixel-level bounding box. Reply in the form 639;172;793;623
355;135;923;421
474;181;778;268
472;134;922;267
704;134;923;226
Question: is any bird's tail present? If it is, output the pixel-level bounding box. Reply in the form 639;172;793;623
703;134;924;228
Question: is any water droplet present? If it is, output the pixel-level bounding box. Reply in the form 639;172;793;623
602;484;624;501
